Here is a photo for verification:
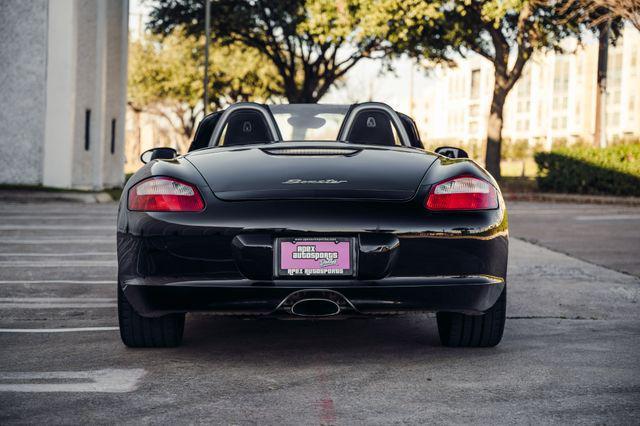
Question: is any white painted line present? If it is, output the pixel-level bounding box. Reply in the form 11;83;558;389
0;260;116;267
0;225;114;230
0;303;116;309
0;280;115;285
0;297;116;309
0;239;113;244
574;214;640;221
0;327;118;333
0;297;115;302
0;215;113;220
0;368;145;393
0;252;115;257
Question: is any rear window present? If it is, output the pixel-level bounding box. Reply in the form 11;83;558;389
269;104;348;141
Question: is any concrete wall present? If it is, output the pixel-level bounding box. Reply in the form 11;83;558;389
70;0;98;188
42;0;77;188
0;0;48;185
104;0;128;187
0;0;128;190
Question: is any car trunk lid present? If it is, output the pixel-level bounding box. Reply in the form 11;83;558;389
186;144;437;201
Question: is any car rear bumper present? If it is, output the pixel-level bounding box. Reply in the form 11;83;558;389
121;275;505;317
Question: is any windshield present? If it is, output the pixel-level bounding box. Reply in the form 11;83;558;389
269;104;349;141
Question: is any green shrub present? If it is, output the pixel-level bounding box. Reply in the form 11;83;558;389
534;143;640;196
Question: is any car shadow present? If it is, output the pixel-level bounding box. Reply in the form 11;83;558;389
138;314;500;366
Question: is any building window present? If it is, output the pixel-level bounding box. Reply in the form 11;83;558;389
552;116;567;130
470;69;481;100
516;119;530;132
607;112;620;127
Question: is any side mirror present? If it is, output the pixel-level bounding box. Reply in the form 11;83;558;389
435;146;469;159
140;147;178;164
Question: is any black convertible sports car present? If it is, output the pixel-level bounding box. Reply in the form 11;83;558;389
117;102;508;348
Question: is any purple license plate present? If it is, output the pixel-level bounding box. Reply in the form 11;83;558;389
277;238;354;277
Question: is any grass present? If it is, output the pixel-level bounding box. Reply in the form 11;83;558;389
0;181;129;202
0;183;98;193
498;176;538;193
104;188;123;201
500;159;537;177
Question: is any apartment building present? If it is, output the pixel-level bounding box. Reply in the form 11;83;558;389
420;26;640;149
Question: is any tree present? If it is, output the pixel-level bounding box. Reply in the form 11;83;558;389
128;27;279;151
390;0;587;178
557;0;640;31
146;0;396;103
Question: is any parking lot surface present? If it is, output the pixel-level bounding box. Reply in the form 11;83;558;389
0;200;639;424
508;201;640;277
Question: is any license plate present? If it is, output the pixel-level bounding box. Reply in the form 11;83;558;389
276;238;354;277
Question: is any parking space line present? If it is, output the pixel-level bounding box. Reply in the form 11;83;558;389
0;369;145;393
0;252;115;257
0;303;116;309
0;225;114;230
0;239;114;244
0;280;115;285
0;327;118;333
574;214;640;221
0;297;116;309
0;260;117;267
0;215;113;219
0;297;115;302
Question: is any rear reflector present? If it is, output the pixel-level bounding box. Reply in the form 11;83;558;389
425;176;498;211
128;177;205;212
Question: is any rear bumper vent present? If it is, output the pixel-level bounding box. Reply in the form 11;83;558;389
262;148;360;156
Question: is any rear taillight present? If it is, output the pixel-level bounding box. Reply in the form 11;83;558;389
128;177;205;212
425;176;498;211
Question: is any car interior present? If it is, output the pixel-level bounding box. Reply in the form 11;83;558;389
189;104;423;151
398;113;423;149
188;111;221;152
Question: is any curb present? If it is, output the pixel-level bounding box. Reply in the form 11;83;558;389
0;190;114;204
504;192;640;206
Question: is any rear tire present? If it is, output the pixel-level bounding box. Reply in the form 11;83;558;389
436;286;506;347
118;285;185;348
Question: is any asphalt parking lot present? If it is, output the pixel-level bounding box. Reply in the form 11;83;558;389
0;200;639;424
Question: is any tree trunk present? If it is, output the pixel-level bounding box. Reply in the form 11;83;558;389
594;20;610;148
485;86;507;179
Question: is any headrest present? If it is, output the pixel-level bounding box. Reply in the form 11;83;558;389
347;110;396;146
222;111;272;146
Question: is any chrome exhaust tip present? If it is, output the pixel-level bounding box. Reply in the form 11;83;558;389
275;289;357;317
291;298;341;317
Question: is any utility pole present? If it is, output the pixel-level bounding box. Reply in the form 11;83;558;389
593;20;610;148
203;0;211;115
